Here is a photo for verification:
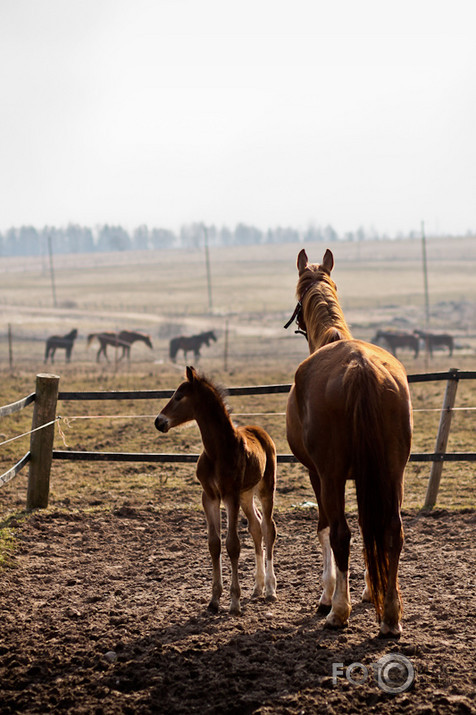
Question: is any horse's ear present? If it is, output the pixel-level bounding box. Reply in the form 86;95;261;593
297;249;308;275
321;249;334;274
186;366;196;382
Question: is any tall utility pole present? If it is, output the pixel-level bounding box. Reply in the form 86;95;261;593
203;225;213;313
421;221;430;330
47;234;57;307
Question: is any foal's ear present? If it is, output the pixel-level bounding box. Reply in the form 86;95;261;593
297;249;308;275
321;249;334;274
186;365;197;382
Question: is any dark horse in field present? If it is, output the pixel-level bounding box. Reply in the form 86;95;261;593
155;366;277;614
169;330;217;362
44;329;78;364
285;249;412;637
414;330;454;357
87;330;153;362
373;329;419;358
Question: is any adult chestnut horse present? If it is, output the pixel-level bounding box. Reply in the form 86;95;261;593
155;366;277;615
285;249;412;637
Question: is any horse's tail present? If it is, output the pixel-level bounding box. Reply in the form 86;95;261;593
345;358;402;622
87;333;97;347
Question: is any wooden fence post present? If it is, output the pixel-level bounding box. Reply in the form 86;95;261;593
424;368;459;510
26;373;60;511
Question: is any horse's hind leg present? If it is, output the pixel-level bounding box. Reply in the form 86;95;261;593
258;463;277;600
202;492;223;612
309;470;335;613
240;491;266;598
224;495;242;614
319;477;351;628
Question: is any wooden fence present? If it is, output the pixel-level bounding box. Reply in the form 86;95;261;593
1;369;475;512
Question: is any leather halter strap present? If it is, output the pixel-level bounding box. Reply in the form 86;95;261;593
283;301;302;330
283;282;313;338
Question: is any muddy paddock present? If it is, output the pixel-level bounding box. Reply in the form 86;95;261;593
0;504;475;714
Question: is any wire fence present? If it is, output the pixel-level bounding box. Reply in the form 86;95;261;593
1;370;475;510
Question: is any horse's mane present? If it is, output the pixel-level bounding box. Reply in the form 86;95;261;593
297;268;352;347
194;371;232;417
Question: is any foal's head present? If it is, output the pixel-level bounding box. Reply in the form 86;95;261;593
155;366;227;433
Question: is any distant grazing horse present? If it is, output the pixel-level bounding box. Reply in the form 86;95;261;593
44;329;78;364
87;330;153;362
169;330;217;362
285;249;412;637
414;330;454;357
373;329;419;358
155;366;277;614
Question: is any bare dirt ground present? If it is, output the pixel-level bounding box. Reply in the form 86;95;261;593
1;501;475;714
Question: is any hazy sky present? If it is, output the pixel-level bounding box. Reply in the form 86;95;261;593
1;0;475;236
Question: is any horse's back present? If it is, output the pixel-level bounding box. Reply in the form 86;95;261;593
288;340;411;472
296;339;407;397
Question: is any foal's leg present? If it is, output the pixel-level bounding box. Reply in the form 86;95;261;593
258;474;277;601
224;495;241;614
240;491;265;598
202;492;222;612
309;470;335;612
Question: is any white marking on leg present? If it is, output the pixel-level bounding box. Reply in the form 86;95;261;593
265;558;277;600
326;568;351;628
241;491;265;598
318;527;335;607
362;568;372;602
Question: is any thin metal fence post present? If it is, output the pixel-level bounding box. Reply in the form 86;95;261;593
26;373;60;511
424;368;459;510
8;323;13;373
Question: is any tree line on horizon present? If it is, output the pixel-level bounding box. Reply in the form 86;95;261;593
0;221;453;258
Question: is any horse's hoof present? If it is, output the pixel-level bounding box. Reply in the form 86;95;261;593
324;612;349;629
229;605;241;616
265;593;277;602
317;602;332;615
207;601;219;614
251;587;264;599
378;622;402;639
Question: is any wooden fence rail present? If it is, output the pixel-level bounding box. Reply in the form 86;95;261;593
1;369;475;511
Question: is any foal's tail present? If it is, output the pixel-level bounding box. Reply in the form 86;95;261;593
345;359;405;621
